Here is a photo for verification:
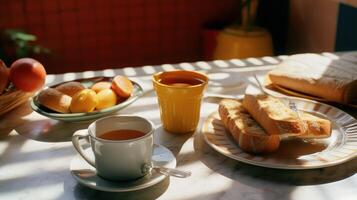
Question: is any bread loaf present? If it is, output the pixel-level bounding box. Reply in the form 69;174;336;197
242;94;304;137
55;81;85;97
268;53;357;104
219;99;280;153
219;95;331;154
38;88;72;113
242;94;331;138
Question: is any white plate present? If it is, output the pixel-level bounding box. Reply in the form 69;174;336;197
202;97;357;169
70;144;176;192
31;76;144;122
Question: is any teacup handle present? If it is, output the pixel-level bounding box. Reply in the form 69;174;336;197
72;129;95;167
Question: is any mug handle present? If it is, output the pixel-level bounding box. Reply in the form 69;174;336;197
72;129;95;167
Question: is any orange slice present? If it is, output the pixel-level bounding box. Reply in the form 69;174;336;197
111;75;134;98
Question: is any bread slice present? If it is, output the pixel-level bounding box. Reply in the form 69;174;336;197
242;94;304;137
297;112;332;139
38;88;72;113
242;94;332;138
268;53;357;104
219;99;280;153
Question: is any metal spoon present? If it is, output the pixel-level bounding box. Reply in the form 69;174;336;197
142;163;191;178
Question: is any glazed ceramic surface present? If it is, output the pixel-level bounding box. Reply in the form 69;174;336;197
152;70;208;134
72;115;154;181
30;76;143;122
70;144;176;192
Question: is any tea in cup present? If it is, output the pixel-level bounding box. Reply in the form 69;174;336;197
72;115;154;181
152;70;208;134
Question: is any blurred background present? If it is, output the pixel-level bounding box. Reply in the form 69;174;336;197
0;0;356;74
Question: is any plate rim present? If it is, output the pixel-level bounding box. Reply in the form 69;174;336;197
202;97;357;170
30;76;144;121
70;144;176;192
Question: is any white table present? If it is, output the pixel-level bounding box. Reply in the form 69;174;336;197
1;53;356;200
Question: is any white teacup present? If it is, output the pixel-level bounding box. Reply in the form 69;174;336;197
72;115;154;181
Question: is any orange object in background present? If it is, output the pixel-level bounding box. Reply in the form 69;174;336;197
152;70;208;134
111;75;134;98
91;82;112;93
213;26;273;59
9;58;47;92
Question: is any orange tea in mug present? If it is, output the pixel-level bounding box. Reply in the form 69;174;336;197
152;70;208;134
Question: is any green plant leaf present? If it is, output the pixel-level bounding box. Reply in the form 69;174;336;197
15;32;36;41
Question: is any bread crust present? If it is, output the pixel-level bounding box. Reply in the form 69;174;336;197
268;74;347;103
242;94;303;137
299;112;332;139
38;88;72;113
219;99;280;153
55;81;85;97
219;96;332;154
268;54;357;104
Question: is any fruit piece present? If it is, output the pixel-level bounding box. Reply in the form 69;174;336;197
9;58;46;92
38;88;72;113
0;60;9;94
70;89;98;113
96;89;117;110
111;75;134;98
55;81;85;97
91;81;112;93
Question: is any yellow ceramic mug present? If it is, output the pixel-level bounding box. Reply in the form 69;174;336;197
152;70;208;134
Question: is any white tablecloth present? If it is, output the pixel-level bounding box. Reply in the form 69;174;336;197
0;53;356;200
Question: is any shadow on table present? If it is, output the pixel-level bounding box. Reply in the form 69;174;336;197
194;131;357;186
71;177;170;200
15;119;91;142
154;125;193;157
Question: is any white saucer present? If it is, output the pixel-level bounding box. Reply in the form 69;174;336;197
70;144;176;192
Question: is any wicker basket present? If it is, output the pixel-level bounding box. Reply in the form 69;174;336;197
0;89;33;116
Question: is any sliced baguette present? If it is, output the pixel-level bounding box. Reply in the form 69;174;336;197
242;94;332;138
297;112;331;139
242;94;304;137
219;99;280;153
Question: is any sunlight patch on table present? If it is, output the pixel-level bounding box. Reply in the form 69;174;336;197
229;59;246;67
123;67;137;76
208;72;230;81
63;73;76;81
322;52;339;60
179;63;196;71
278;55;289;60
262;56;280;64
19;140;73;154
0;156;73;180
247;58;263;65
161;64;176;71
143;65;156;74
1;183;63;200
45;75;56;85
291;187;330;200
213;60;229;68
103;69;115;76
195;61;212;70
82;71;95;78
